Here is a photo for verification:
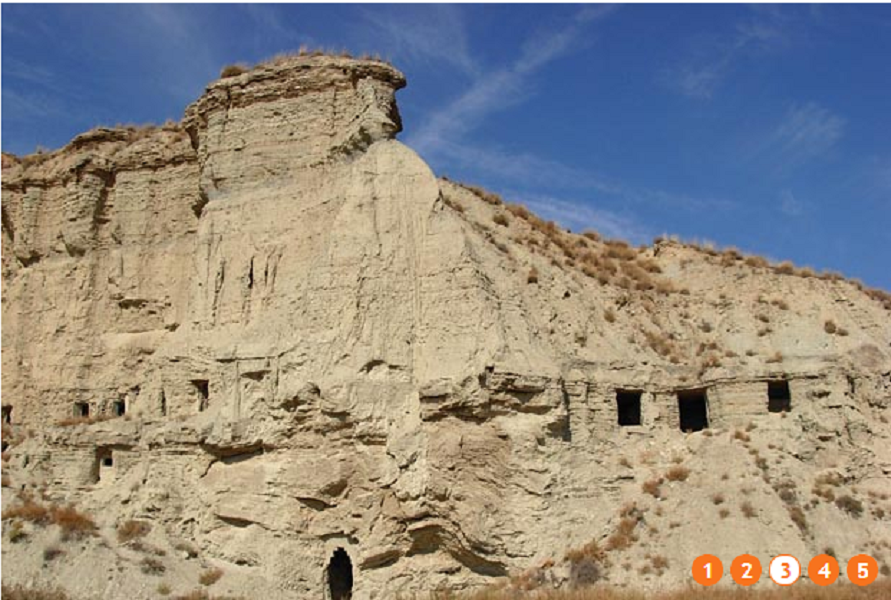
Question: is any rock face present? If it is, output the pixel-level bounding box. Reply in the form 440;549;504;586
2;55;891;599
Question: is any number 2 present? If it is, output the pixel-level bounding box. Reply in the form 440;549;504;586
741;563;752;579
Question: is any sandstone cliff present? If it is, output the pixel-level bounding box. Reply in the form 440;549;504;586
2;55;890;599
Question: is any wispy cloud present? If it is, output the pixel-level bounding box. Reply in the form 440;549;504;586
362;5;478;77
767;102;846;167
406;5;617;156
663;8;789;99
779;189;805;217
512;192;651;243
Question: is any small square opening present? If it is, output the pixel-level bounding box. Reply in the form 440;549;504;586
616;390;642;426
678;389;709;432
74;402;90;418
768;380;791;413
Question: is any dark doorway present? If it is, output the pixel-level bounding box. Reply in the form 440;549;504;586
677;389;709;432
191;380;210;411
616;390;642;426
74;402;90;418
327;548;353;600
113;399;126;417
768;380;791;413
2;405;11;424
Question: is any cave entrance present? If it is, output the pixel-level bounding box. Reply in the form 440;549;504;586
768;380;791;413
326;547;353;600
616;390;642;426
74;402;90;418
191;379;210;412
677;389;709;432
2;405;11;424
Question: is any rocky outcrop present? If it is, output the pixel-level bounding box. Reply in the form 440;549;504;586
2;55;890;599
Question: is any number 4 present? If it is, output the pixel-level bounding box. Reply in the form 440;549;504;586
819;563;832;578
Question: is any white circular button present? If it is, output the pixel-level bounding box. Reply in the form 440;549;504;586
769;554;801;586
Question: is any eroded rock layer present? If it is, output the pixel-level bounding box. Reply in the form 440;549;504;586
2;56;891;599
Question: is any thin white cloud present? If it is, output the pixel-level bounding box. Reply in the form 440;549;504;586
362;5;479;77
770;102;846;167
406;6;617;156
663;8;789;99
779;189;805;217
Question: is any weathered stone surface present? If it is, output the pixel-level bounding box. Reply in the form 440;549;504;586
2;55;891;599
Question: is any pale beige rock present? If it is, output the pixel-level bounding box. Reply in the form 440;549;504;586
2;55;891;600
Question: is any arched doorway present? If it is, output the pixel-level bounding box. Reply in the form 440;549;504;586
327;547;353;600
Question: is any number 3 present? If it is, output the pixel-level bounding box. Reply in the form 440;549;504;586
783;562;791;578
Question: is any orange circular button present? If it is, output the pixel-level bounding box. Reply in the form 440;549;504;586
731;554;762;586
847;554;878;586
808;554;839;586
692;554;723;586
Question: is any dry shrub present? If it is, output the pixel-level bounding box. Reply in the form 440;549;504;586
711;493;725;505
2;495;51;524
506;204;531;220
442;196;465;213
52;505;97;540
493;213;509;227
665;465;690;482
824;320;837;334
604;308;616;323
43;545;64;561
199;567;224;586
775;261;796;275
788;505;808;533
582;230;601;242
117;519;151;543
836;327;849;336
526;267;539;284
219;64;248;78
642;477;663;498
1;585;71;600
718;508;730;519
835;495;864;517
740;501;756;518
141;556;166;575
2;496;96;540
745;255;769;268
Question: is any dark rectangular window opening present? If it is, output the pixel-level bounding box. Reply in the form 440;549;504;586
93;448;114;483
768;380;792;413
112;399;126;417
74;402;90;418
616;390;642;426
192;379;210;411
2;405;11;424
678;389;709;432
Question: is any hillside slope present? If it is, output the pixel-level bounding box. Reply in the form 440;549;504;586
2;54;890;600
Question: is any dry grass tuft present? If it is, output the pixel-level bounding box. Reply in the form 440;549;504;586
642;477;663;498
219;64;248;78
117;519;151;543
664;466;690;482
199;567;224;586
824;320;837;334
527;267;539;285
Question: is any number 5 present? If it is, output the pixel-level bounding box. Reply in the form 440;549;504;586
858;563;869;578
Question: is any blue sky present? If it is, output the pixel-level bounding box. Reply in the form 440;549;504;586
3;4;890;289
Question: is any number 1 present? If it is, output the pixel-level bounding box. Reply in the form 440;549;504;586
705;562;712;579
